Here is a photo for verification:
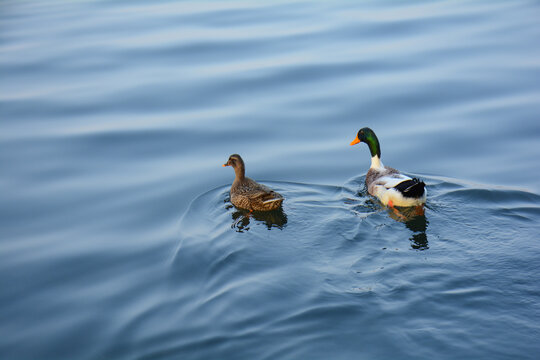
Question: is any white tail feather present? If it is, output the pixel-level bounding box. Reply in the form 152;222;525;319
263;198;282;204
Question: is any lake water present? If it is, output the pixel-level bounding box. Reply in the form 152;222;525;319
2;1;540;359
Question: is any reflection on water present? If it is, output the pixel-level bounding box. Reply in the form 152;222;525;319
405;214;429;250
228;203;288;232
386;205;430;250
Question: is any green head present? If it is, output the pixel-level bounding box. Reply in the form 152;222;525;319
350;127;381;158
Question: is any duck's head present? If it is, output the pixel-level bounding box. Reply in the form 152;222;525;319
223;154;246;177
350;127;381;158
223;154;244;168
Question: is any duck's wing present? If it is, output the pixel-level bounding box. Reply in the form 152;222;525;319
392;178;425;198
377;175;425;197
241;178;283;200
252;187;283;203
372;168;411;189
375;173;412;189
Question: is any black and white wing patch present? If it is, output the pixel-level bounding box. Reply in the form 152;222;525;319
393;178;425;198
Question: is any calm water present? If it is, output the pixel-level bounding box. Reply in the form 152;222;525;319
2;1;540;359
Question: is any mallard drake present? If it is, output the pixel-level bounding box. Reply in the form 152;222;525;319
350;127;426;208
223;154;284;211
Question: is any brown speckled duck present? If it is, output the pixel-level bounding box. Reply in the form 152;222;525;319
223;154;284;211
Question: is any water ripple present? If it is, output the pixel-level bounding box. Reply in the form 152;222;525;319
3;1;540;359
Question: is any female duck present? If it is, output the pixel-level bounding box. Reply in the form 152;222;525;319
223;154;284;211
350;127;426;208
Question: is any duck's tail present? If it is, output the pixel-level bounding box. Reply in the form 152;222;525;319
394;178;425;198
263;198;283;205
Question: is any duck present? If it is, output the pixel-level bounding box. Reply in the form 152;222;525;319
223;154;284;211
350;127;426;208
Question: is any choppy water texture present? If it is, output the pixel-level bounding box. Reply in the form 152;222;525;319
1;1;540;359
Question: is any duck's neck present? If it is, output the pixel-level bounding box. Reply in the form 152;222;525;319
233;164;246;182
370;155;384;170
365;135;382;169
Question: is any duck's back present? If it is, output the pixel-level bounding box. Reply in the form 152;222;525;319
231;177;283;211
366;166;400;192
366;166;426;206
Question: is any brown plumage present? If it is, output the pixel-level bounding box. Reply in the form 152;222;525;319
223;154;283;211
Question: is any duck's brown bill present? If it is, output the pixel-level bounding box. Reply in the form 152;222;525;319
350;135;361;146
222;163;228;167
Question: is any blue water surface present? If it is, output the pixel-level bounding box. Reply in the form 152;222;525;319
1;1;540;359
